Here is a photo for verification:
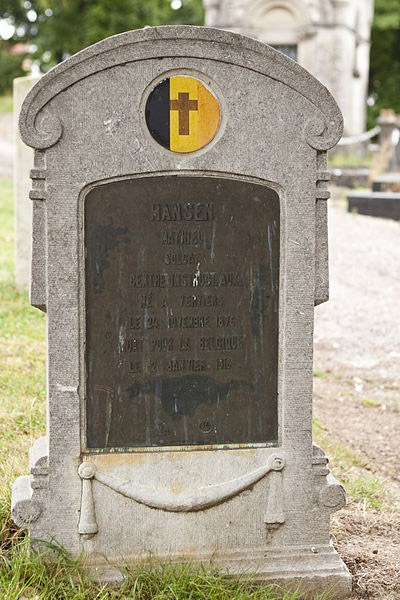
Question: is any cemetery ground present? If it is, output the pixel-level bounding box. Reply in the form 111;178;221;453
0;177;399;598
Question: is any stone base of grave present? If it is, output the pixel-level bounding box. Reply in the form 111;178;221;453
79;545;351;598
12;438;351;599
347;191;400;220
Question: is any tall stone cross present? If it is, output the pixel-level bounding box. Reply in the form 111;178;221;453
170;92;198;135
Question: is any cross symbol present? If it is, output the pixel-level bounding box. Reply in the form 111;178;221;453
170;92;198;135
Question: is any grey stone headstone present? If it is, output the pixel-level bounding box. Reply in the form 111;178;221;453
11;26;350;597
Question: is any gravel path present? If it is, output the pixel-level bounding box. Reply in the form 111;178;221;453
313;193;400;600
314;193;400;380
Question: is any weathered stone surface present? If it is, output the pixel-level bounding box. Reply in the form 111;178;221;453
12;25;349;597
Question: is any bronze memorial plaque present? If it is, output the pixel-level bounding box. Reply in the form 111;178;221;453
85;176;279;449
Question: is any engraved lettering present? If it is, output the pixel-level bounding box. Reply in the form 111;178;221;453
163;252;196;265
151;203;161;221
140;294;153;308
130;273;168;288
144;316;159;329
216;315;236;327
120;338;143;352
168;359;207;372
161;229;205;246
151;202;214;222
199;335;245;351
129;316;160;329
151;337;174;352
129;361;141;373
217;272;242;287
146;360;158;373
130;272;242;288
130;316;141;329
179;337;191;351
180;294;224;308
171;273;190;287
216;357;232;370
168;315;210;329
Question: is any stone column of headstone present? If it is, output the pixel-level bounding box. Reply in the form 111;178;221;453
13;75;41;291
11;26;351;598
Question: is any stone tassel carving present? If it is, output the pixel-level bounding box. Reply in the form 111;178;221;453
78;462;98;538
264;456;285;529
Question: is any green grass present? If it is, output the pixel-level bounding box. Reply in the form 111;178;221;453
313;370;341;380
0;94;13;113
313;370;331;379
361;397;381;407
0;179;46;502
0;541;328;599
327;151;372;168
0;178;46;579
348;474;388;509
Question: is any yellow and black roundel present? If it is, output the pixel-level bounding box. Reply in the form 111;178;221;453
145;75;220;153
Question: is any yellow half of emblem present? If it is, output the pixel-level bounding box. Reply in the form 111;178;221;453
169;76;220;153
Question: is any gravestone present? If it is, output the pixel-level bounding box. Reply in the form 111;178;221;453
13;75;41;290
346;110;400;220
11;26;351;597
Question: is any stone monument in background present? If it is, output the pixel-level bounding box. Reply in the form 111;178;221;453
203;0;374;136
11;25;351;598
13;75;41;291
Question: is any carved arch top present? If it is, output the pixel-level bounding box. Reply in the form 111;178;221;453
249;0;312;28
19;25;343;151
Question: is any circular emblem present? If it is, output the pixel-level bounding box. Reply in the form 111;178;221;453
145;75;220;153
199;419;213;434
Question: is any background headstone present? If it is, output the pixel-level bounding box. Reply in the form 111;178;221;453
13;75;41;291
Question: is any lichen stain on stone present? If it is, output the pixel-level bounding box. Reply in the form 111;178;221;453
249;266;269;340
89;222;130;294
128;375;253;419
192;262;201;286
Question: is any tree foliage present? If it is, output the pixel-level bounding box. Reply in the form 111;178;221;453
0;0;204;70
368;0;400;127
0;43;25;93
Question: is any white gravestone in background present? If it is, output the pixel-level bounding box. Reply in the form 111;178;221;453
13;75;41;291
